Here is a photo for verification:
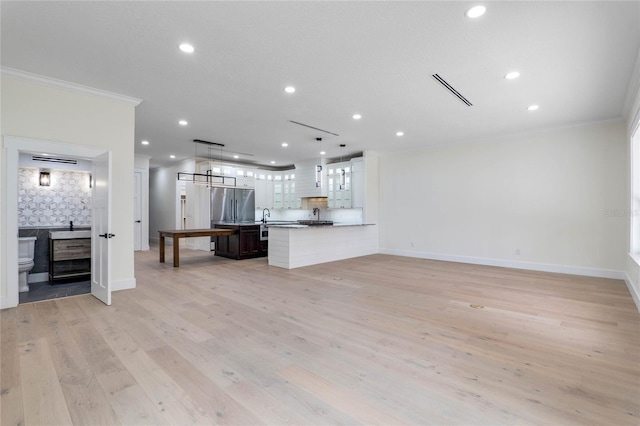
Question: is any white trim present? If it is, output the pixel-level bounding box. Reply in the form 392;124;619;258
380;249;627;280
28;272;49;284
623;47;640;121
3;136;107;309
112;278;136;292
1;67;142;106
624;273;640;313
630;252;640;267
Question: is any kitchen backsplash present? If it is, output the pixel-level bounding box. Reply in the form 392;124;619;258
18;167;92;227
256;207;363;223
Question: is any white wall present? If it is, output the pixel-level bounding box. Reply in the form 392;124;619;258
625;52;640;311
379;120;628;278
149;159;194;243
1;74;138;308
134;154;151;251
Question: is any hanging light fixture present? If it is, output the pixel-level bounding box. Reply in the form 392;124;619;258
338;144;346;191
315;137;323;188
39;169;51;186
177;139;236;187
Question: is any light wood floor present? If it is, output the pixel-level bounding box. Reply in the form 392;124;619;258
2;249;639;425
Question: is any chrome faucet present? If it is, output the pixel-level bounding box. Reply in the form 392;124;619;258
313;207;320;221
262;208;271;223
70;220;74;231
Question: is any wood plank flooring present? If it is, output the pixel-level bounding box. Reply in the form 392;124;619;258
2;248;639;425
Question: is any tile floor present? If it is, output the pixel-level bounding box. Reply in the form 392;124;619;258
19;279;90;304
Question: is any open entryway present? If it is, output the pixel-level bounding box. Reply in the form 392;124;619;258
4;136;113;307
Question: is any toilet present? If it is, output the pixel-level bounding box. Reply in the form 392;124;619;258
18;236;37;293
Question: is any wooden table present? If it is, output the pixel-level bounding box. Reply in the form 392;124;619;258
158;228;236;267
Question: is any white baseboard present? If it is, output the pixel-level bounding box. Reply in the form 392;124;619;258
149;237;172;245
624;272;640;313
380;249;627;280
112;277;136;291
28;272;49;283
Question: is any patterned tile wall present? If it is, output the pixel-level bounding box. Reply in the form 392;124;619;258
18;167;92;227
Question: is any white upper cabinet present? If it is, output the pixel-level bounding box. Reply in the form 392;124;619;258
327;161;352;208
235;168;255;188
255;172;274;210
351;157;364;208
282;172;300;209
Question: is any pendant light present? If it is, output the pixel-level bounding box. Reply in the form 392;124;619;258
177;139;228;187
315;137;323;188
338;144;346;191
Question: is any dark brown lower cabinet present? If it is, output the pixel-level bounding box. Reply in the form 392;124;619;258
213;225;267;260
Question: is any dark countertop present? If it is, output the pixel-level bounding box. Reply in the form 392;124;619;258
213;222;261;227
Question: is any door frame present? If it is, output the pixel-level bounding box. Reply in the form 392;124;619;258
3;135;109;309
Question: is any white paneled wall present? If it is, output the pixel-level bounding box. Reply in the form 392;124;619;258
268;225;378;269
295;159;327;198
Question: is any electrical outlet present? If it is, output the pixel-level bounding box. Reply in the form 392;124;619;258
410;242;414;248
515;248;521;255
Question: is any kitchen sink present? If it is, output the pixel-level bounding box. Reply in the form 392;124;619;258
297;220;334;226
49;230;91;239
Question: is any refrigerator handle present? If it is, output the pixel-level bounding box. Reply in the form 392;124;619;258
235;199;238;221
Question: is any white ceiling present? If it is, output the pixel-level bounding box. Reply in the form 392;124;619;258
2;1;639;169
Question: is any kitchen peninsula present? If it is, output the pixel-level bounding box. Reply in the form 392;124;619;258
267;223;377;269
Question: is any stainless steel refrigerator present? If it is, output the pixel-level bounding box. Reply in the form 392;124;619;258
210;187;255;224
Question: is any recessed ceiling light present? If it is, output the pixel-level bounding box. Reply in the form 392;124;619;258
396;131;404;137
170;155;176;159
284;86;296;93
465;5;486;19
179;43;194;53
505;71;520;80
178;120;188;126
141;140;149;145
281;142;289;147
352;114;362;120
270;161;276;164
320;151;326;155
527;104;539;111
233;155;239;159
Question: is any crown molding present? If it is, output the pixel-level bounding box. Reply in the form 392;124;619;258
623;47;640;122
1;67;142;106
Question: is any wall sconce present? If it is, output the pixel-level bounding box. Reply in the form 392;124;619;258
39;169;51;186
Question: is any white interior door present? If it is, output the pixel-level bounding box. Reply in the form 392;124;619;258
91;151;112;305
133;171;142;251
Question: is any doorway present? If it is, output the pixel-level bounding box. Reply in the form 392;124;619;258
3;136;112;308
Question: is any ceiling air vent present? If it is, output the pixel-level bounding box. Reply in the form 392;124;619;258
289;120;340;137
432;74;473;107
31;155;78;165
